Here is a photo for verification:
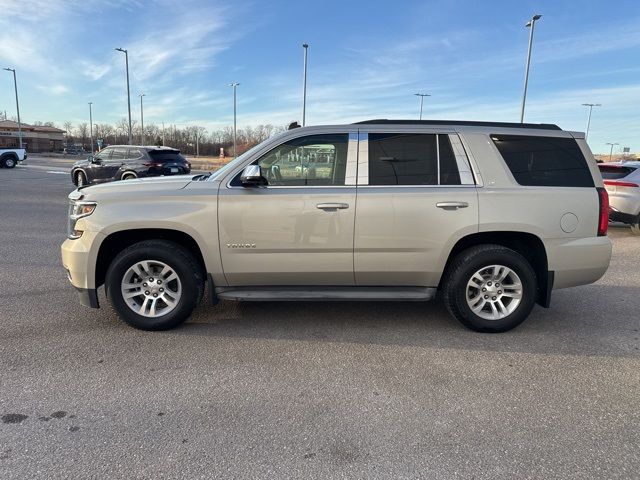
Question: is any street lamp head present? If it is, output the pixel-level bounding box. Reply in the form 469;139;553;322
115;47;127;53
4;67;15;72
525;14;542;27
229;82;240;87
414;93;431;97
303;43;309;48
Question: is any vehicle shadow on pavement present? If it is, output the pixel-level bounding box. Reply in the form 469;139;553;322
167;283;640;357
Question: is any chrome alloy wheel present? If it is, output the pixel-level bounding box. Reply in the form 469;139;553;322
466;265;523;320
120;260;182;318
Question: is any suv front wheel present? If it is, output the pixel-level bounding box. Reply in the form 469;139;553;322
443;245;537;333
105;240;204;330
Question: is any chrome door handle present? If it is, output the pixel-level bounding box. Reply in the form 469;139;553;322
436;201;469;210
316;203;349;211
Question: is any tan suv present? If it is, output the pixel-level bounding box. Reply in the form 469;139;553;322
61;120;612;333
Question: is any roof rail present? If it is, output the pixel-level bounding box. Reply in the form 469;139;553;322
353;119;562;130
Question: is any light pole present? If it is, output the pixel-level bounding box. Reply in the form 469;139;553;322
520;14;542;123
414;93;431;120
302;43;309;126
139;93;145;145
229;82;239;157
3;67;22;148
606;142;619;162
115;48;133;144
88;102;94;153
582;103;601;140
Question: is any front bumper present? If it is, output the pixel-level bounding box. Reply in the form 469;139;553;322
61;230;104;308
74;286;99;308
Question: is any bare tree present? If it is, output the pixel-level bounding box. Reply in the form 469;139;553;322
76;122;88;148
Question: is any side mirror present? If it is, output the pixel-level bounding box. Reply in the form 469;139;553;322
89;155;99;164
240;165;267;187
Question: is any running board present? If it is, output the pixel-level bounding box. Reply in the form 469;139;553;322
215;286;437;302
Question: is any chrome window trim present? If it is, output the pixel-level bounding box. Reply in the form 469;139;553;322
447;133;476;186
357;132;368;185
345;131;358;186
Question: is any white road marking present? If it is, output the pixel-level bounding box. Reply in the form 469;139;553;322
46;171;68;175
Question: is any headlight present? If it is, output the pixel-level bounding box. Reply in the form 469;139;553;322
68;201;96;239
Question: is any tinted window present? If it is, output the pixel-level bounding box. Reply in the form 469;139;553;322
233;134;348;186
369;133;438;185
148;151;186;163
127;148;144;159
598;164;637;180
438;135;461;185
110;148;127;161
492;135;594;187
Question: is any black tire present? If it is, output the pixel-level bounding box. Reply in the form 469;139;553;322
105;240;204;330
2;155;17;168
442;244;537;333
75;171;87;187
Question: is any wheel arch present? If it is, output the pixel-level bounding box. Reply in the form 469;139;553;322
72;168;87;184
95;228;207;289
440;231;551;307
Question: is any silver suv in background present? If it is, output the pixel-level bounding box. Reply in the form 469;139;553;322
61;120;612;333
599;161;640;234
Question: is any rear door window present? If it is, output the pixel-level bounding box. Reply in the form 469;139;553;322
368;133;438;185
127;148;144;159
598;164;637;180
492;135;594;187
367;133;469;186
110;148;127;161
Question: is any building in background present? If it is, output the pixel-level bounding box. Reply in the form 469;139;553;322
0;120;65;152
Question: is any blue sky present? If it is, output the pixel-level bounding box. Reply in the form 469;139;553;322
1;0;639;153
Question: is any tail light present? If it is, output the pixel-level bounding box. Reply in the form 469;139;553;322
603;180;639;188
597;187;609;237
143;162;164;168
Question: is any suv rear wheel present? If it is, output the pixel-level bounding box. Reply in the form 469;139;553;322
105;240;204;330
443;245;537;333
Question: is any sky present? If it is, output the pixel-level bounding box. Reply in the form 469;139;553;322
1;0;639;153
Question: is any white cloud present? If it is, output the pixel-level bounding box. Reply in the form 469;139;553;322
36;84;69;95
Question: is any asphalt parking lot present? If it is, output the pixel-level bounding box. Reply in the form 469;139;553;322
1;164;638;479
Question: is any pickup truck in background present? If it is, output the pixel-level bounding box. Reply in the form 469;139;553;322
0;148;27;168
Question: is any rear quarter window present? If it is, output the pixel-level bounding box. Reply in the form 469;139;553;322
598;165;637;180
148;151;186;163
491;134;594;187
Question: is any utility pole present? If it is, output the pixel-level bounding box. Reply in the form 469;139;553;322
520;14;542;123
115;48;133;144
414;93;431;120
606;142;619;162
3;67;22;148
88;102;94;153
582;103;601;140
302;43;309;126
139;93;145;145
229;82;239;157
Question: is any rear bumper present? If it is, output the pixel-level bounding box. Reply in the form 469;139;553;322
547;236;612;289
609;207;639;225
